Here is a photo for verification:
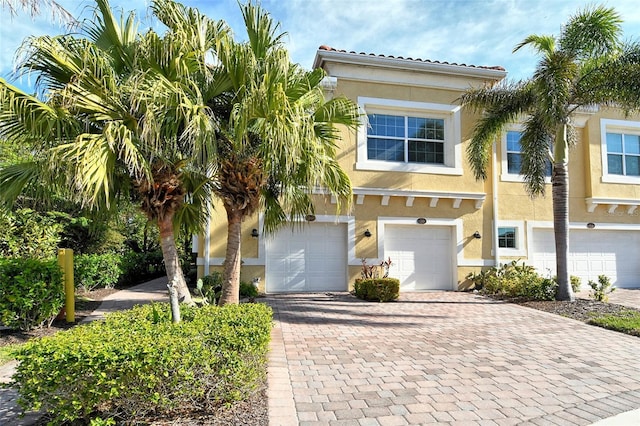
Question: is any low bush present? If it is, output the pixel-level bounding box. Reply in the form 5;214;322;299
570;275;582;293
0;208;64;259
195;272;223;304
13;302;273;424
75;253;122;291
119;250;166;285
354;278;400;302
480;260;557;301
240;281;259;299
0;258;64;330
588;274;615;302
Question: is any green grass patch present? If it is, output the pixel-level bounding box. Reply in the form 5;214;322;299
0;344;21;365
588;310;640;336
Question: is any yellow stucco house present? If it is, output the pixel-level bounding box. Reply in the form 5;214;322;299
195;46;640;293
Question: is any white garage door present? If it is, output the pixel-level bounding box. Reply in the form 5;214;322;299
531;229;640;289
266;223;347;293
384;225;454;291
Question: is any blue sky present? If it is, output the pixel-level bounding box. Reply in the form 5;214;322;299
3;0;640;92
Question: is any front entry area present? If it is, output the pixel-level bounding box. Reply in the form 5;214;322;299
383;224;454;290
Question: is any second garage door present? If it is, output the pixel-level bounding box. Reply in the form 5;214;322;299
531;229;640;288
265;222;347;293
384;225;454;291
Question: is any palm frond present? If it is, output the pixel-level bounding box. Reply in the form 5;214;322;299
461;82;535;180
513;34;556;56
575;42;640;111
0;78;78;145
519;114;554;197
559;5;622;59
0;162;42;209
240;2;286;60
2;0;76;24
532;51;577;122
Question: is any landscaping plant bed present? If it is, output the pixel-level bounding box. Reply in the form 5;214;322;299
517;297;636;322
0;288;117;347
1;291;270;426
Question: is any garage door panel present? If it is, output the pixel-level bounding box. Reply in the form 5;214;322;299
532;229;640;289
266;223;347;293
385;225;453;291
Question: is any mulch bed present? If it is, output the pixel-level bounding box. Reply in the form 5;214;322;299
516;297;639;323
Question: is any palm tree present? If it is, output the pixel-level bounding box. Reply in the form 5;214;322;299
0;0;230;320
461;5;640;301
209;3;360;305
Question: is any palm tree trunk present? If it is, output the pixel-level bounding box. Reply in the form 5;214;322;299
219;206;242;305
158;213;194;319
553;125;574;302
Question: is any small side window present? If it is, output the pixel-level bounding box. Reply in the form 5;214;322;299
498;227;517;249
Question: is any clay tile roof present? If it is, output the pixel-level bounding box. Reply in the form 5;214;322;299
317;45;505;72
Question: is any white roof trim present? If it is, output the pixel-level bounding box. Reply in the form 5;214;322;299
313;49;506;81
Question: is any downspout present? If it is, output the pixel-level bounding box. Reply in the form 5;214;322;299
492;141;500;267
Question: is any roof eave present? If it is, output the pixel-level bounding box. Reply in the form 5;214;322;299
313;49;506;81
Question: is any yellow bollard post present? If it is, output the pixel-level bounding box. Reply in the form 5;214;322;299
57;248;75;323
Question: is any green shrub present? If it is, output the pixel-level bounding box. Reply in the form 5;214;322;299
240;281;259;299
588;275;615;302
354;278;400;302
481;260;557;301
195;272;223;304
466;269;495;290
0;208;63;259
0;258;64;330
570;275;582;293
75;253;122;291
119;250;166;285
14;303;273;424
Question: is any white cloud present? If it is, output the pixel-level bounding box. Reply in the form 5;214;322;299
3;0;640;91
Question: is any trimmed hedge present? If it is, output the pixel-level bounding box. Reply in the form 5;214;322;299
119;250;166;284
354;278;400;302
75;253;122;291
0;258;64;330
14;303;273;424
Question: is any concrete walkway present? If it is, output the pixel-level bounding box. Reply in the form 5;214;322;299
3;284;640;425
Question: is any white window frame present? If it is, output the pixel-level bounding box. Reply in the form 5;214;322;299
601;118;640;184
500;126;551;183
496;220;526;257
356;97;462;175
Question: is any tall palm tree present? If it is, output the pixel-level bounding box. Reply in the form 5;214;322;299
461;5;640;301
209;3;360;305
0;0;230;320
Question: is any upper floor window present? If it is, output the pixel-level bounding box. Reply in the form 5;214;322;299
357;97;462;175
367;114;445;164
601;119;640;184
606;132;640;176
502;129;551;181
506;131;523;174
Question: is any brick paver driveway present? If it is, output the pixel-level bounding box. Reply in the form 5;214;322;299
266;292;640;426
